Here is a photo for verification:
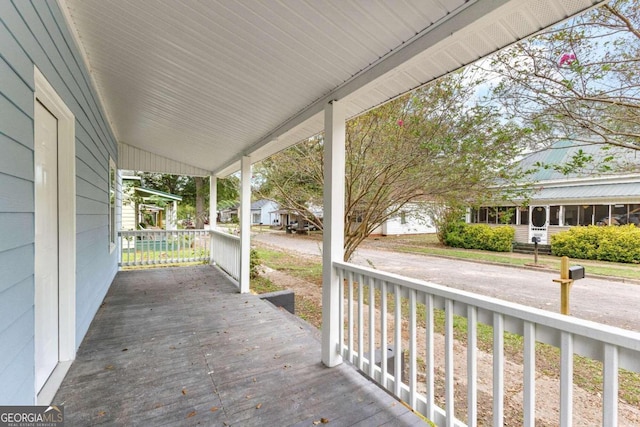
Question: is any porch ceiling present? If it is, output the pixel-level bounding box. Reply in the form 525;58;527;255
60;0;603;176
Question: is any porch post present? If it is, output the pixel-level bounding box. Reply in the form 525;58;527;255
322;100;345;367
239;156;251;293
209;174;217;265
210;175;217;229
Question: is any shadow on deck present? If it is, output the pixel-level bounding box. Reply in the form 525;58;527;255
54;265;425;426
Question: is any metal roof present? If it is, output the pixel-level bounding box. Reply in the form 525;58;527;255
519;140;640;182
59;0;604;176
136;187;183;202
532;182;640;204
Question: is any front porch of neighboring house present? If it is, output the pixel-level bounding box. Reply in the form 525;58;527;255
121;175;182;231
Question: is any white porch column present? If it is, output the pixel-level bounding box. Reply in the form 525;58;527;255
322;100;345;367
209;175;217;230
209;174;217;265
239;156;251;293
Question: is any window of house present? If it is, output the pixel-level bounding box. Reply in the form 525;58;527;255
519;207;529;225
109;158;117;252
594;205;609;224
478;207;488;223
549;206;560;226
578;205;593;226
488;208;497;224
497;207;516;224
564;205;578;226
400;211;407;225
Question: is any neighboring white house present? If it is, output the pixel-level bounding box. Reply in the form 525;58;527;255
251;199;278;225
468;141;640;244
121;176;182;231
381;203;437;236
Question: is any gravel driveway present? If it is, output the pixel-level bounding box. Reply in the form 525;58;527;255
252;231;640;332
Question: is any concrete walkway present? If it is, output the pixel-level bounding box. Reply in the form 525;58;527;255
252;232;640;332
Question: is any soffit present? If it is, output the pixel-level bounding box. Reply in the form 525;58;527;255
60;0;604;176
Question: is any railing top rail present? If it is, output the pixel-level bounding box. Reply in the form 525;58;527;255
119;229;209;234
334;260;640;352
210;229;241;241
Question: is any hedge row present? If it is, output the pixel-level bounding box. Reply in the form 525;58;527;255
443;222;514;252
551;225;640;264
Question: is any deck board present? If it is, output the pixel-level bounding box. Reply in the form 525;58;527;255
53;265;425;426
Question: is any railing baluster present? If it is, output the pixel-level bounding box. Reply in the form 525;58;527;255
445;299;455;426
467;305;478;427
380;280;388;390
393;284;402;397
493;312;505;427
602;343;618;427
348;270;354;364
523;321;536;427
409;288;417;409
425;293;434;422
560;331;573;426
357;273;364;370
338;267;345;358
368;276;375;378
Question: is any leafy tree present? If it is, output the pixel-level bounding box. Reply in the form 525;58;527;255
256;71;529;260
484;0;640;153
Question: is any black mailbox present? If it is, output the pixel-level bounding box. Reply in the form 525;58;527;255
568;266;585;280
531;236;540;244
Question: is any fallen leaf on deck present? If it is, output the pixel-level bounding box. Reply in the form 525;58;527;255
321;418;329;424
313;421;321;425
210;407;219;413
182;389;187;395
105;365;114;370
255;403;262;409
97;411;106;417
186;411;196;418
121;348;128;352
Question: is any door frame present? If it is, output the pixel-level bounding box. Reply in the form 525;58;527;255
34;67;76;402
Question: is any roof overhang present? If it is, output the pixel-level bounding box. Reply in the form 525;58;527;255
59;0;605;176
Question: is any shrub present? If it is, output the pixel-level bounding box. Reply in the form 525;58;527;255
250;248;261;279
551;225;640;263
443;222;514;252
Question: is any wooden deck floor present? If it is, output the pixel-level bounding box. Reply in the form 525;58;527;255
54;265;425;426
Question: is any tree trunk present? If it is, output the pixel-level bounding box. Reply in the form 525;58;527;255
195;176;204;229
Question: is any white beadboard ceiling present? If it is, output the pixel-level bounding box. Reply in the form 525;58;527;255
60;0;604;176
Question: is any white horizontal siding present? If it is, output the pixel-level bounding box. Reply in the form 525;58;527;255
118;143;211;176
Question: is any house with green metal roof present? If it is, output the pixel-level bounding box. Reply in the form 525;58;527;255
468;141;640;244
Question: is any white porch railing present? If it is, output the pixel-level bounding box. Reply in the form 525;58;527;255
118;229;210;267
334;261;640;427
210;229;241;281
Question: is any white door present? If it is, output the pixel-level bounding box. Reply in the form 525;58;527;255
34;101;59;391
529;205;549;245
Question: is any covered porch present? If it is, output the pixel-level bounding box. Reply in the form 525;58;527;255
53;265;423;426
18;0;640;426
